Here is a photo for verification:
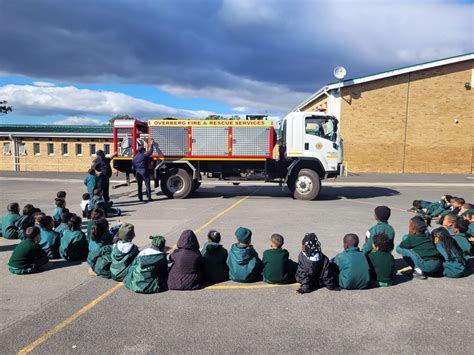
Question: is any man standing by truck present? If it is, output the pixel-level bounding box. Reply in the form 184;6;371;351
132;138;155;202
93;150;118;202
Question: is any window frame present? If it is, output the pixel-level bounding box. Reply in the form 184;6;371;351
76;143;83;156
90;143;96;156
61;143;69;156
47;143;55;156
33;143;41;155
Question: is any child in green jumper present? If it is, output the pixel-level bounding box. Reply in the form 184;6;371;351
110;223;140;281
396;216;442;280
334;233;371;290
262;234;296;284
53;198;66;228
201;230;229;283
15;204;42;240
362;206;395;254
54;209;72;237
367;233;395;287
227;227;263;283
87;218;119;278
8;226;49;274
451;218;472;259
431;227;466;278
38;215;61;259
59;215;88;261
1;202;21;239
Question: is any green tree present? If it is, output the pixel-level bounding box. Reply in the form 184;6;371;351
0;100;12;115
204;114;226;120
108;114;133;125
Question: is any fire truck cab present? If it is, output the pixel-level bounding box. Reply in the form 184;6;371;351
113;112;343;200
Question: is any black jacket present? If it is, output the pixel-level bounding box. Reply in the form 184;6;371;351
295;251;338;292
94;156;112;178
132;150;153;176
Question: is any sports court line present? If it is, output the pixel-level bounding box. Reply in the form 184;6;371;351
16;193;256;354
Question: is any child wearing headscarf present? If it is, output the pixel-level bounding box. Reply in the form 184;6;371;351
295;233;339;294
168;230;203;290
124;235;169;294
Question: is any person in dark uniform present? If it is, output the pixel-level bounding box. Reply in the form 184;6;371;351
132;138;154;202
93;150;117;202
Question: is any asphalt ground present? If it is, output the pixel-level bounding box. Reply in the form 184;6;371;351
0;173;473;354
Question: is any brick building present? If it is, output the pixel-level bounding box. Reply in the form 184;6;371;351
0;125;113;172
295;53;474;174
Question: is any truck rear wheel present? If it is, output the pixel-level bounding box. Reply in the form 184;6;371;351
292;169;321;200
160;168;193;199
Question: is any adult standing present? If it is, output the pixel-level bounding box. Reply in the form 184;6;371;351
132;138;154;202
93;150;118;202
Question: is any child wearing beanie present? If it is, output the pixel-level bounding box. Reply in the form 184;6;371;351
110;223;140;281
361;206;395;254
226;227;263;282
124;235;169;294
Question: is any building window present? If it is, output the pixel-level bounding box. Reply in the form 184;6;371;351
19;143;27;155
34;143;40;155
47;143;54;156
104;144;110;155
90;144;96;155
3;142;11;155
62;143;68;156
76;143;82;156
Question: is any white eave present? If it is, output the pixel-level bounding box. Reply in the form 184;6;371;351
295;52;474;111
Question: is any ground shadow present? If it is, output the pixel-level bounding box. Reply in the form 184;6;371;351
319;186;400;200
46;260;84;270
0;244;18;252
392;258;414;285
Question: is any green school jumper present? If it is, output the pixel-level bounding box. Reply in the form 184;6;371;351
362;221;395;254
334;247;371;290
435;243;466;278
452;233;471;260
1;211;21;239
262;248;294;284
8;239;49;274
367;250;394;287
84;174;97;195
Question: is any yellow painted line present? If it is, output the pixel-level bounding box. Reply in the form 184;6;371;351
206;283;298;290
17;194;254;354
17;283;123;355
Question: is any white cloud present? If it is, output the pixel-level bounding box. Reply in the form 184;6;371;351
232;106;247;113
0;84;215;119
53;116;105;125
32;81;56;87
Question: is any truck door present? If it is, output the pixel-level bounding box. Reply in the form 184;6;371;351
303;115;340;172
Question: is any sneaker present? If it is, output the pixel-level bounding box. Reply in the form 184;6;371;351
116;208;122;217
413;268;427;280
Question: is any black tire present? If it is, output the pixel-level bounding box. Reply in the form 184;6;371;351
191;180;201;193
292;169;321;200
160;168;193;199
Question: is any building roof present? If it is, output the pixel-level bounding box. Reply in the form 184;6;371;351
0;124;113;138
295;52;474;111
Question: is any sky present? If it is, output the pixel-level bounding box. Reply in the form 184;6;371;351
0;0;472;125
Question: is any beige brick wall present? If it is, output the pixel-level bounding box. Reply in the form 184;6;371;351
300;95;328;112
302;59;473;173
0;138;114;172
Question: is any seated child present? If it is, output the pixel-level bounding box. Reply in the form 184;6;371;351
15;204;41;240
37;215;60;259
367;233;395;287
361;206;395;254
56;191;67;200
334;233;371;290
396;216;442;279
410;200;433;213
84;168;97;196
168;230;203;290
8;226;49;274
200;230;229;283
425;195;452;217
451;218;472;259
227;227;263;283
295;233;339;294
459;203;473;217
124;235;169;294
87;218;118;278
86;207;106;241
54;209;72;237
431;227;466;278
0;202;21;239
262;233;296;284
110;223;139;281
438;197;464;222
90;188;121;218
53;198;66;228
442;213;458;235
59;215;88;261
80;193;91;219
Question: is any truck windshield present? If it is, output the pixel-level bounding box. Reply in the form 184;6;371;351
305;116;338;142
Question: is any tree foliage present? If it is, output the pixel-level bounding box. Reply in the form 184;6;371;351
0;100;12;115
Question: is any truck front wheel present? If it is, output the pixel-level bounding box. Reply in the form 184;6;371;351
292;169;321;200
160;168;193;199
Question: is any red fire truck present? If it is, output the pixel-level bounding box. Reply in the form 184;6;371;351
113;112;343;200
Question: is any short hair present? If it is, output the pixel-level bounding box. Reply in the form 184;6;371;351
445;195;453;202
7;202;20;212
462;203;473;210
373;233;394;253
22;204;35;215
38;215;53;228
55;198;66;208
454;218;469;234
93;188;102;196
91;218;109;241
94;164;102;172
90;207;105;221
25;226;40;240
34;212;45;224
411;216;427;233
444;213;458;225
454;197;465;205
343;233;359;247
137;146;146;154
412;200;422;208
56;191;67;199
88;168;96;175
68;215;82;231
60;209;72;223
271;233;284;248
82;193;91;200
207;230;221;243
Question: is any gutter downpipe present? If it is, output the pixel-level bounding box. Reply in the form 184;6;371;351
8;133;19;172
